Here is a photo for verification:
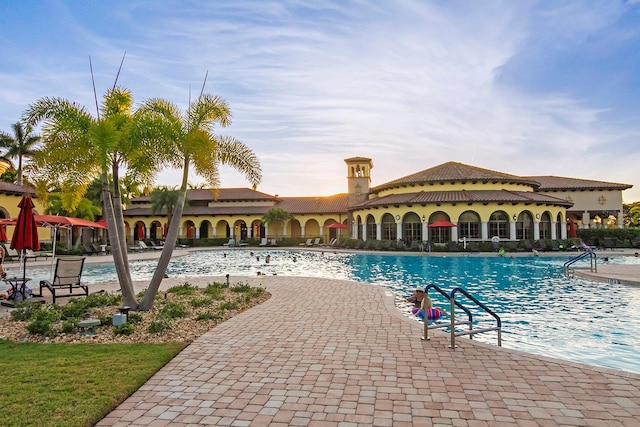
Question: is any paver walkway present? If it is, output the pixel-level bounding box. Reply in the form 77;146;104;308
98;275;640;426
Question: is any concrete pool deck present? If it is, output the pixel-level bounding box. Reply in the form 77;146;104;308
96;272;640;426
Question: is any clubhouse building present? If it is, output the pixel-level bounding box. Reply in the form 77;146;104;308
122;157;632;246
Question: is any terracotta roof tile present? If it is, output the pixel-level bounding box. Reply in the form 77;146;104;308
373;162;540;191
0;182;35;196
277;195;349;214
352;190;572;209
525;176;633;191
132;188;278;204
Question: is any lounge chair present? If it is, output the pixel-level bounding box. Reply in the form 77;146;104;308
259;238;268;246
300;238;312;247
138;241;153;251
507;241;523;252
143;239;164;250
395;241;406;251
523;240;534;251
468;241;479;252
353;240;364;249
270;238;277;246
26;249;52;259
82;243;100;256
222;239;236;247
537;240;548;252
448;241;459;252
409;241;420;251
4;247;20;261
38;257;88;304
312;237;322;246
601;237;616;250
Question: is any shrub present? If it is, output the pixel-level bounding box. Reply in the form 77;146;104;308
167;283;197;296
61;320;77;333
190;297;213;307
158;301;186;319
196;311;221;321
26;311;57;337
10;301;45;321
113;323;134;336
219;301;238;311
127;312;143;324
148;317;171;334
98;315;112;326
204;283;227;299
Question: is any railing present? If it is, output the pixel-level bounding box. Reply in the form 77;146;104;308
421;285;502;349
563;250;597;276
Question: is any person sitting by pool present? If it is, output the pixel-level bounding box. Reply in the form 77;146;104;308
406;287;427;308
412;297;448;320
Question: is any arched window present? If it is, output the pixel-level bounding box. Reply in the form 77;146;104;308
381;213;396;241
539;212;551;240
516;212;533;240
428;212;451;243
488;211;509;239
366;215;377;240
458;211;480;239
402;212;422;243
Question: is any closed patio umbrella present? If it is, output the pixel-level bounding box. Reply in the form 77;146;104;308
10;195;40;284
0;224;7;242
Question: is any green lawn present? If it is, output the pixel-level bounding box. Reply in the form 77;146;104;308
0;340;185;427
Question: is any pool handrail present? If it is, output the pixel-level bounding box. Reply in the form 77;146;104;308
422;284;472;342
450;287;502;348
563;250;597;275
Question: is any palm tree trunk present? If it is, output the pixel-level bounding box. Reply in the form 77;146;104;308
102;174;137;308
139;158;190;310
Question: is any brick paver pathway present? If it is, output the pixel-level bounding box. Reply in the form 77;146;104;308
98;276;640;426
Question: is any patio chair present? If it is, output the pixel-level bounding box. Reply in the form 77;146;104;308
38;257;88;304
448;241;459;252
5;247;20;261
143;239;163;250
83;243;100;256
299;238;312;247
467;241;479;252
259;238;268;246
312;237;322;246
222;239;236;247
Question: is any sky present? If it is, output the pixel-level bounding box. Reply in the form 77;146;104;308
1;0;640;202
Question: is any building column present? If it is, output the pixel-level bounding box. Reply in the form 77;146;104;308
582;211;590;228
551;222;557;240
510;221;517;240
618;211;624;228
451;227;458;242
376;223;382;240
396;222;402;241
481;221;488;241
300;225;305;238
362;223;367;240
533;221;540;241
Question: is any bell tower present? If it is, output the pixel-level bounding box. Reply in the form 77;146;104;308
345;157;373;207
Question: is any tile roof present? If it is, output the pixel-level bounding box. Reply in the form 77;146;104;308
277;194;349;214
132;188;277;204
0;182;35;196
525;176;633;191
352;190;573;209
373;161;540;191
124;194;350;217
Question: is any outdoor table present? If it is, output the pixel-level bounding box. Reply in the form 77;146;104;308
6;277;31;301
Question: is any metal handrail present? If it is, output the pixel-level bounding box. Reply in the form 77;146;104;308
450;287;501;348
422;284;471;342
563;250;597;274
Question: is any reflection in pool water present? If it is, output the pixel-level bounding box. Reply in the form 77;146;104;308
21;249;640;374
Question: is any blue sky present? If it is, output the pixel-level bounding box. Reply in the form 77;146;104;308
2;0;640;201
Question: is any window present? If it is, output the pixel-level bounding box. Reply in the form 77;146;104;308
381;214;397;241
539;212;551;240
488;211;509;239
516;212;533;240
402;213;422;243
458;211;480;239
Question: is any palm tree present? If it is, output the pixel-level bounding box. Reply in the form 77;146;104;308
150;186;186;228
261;208;294;238
24;88;154;308
0;122;41;185
136;94;262;310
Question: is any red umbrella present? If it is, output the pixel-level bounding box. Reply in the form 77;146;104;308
137;224;145;240
326;222;348;229
10;195;40;284
428;220;456;227
163;222;168;238
568;219;577;238
0;224;7;242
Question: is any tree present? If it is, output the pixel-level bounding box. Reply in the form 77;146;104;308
24;88;158;309
25;88;262;311
135;94;262;310
261;208;294;237
45;194;101;220
150;186;187;229
0;122;41;185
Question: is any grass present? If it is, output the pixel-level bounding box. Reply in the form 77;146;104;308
0;340;185;427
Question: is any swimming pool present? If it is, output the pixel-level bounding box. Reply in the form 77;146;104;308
19;249;640;374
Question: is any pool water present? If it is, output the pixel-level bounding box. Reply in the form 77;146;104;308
19;249;640;374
